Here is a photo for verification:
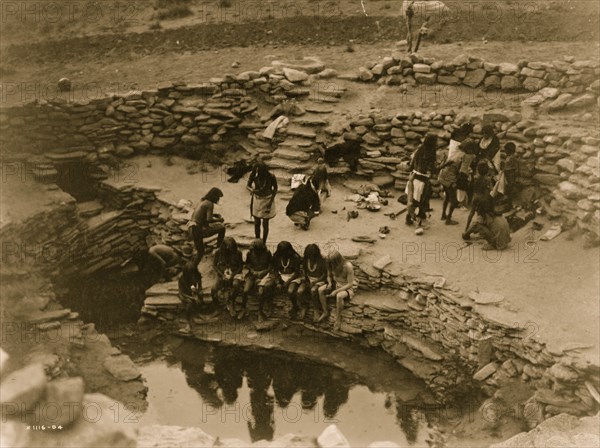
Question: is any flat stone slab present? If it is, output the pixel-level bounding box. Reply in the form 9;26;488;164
357;294;410;313
272;148;311;161
304;105;334;114
77;201;104;217
103;355;141;381
474;304;520;329
144;295;182;308
469;291;505;304
27;309;71;324
146;281;179;297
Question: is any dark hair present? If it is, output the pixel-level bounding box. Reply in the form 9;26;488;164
462;139;479;155
203;187;223;203
504;142;516;155
453;122;473;141
221;236;238;253
273;241;300;266
477;161;490;176
249;238;268;254
482;124;495;137
474;194;495;216
303;243;323;266
422;134;438;152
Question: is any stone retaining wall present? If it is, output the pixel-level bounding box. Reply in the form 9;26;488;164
354;53;600;112
331;109;600;238
142;255;600;425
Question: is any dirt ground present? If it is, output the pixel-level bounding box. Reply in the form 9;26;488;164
2;40;599;108
113;154;600;363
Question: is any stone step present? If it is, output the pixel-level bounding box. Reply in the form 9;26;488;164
304;104;334;114
329;166;351;175
309;95;340;104
77;201;104;218
285;125;317;139
291;115;329;127
314;87;346;98
279;137;315;148
272;148;312;161
266;157;313;172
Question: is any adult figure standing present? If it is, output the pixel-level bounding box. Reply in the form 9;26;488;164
477;124;501;174
405;134;438;229
247;160;278;244
190;187;225;260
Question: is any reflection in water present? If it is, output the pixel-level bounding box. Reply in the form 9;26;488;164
173;343;354;442
150;340;432;444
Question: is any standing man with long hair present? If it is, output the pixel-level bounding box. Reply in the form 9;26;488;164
247;160;278;244
405;134;438;231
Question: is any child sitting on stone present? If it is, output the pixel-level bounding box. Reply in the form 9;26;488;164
212;237;244;317
242;239;276;321
297;244;329;323
272;241;304;319
325;251;358;331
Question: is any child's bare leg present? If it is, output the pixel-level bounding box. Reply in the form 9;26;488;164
334;292;347;331
317;284;329;323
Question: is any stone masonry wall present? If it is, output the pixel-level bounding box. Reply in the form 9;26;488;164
325;109;600;239
354;53;599;112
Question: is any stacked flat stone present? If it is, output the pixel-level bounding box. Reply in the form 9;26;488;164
356;53;599;110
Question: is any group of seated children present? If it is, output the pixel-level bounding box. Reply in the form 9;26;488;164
211;238;357;331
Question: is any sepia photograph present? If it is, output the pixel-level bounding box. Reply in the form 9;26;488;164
0;0;599;447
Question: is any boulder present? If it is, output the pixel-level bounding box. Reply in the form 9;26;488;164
0;363;47;415
498;62;519;75
558;181;581;199
318;424;350;448
317;68;338;79
358;67;374;82
520;67;545;78
547;93;573;111
42;377;85;427
102;355;141;382
567;94;596;109
28;394;137;447
437;75;460;85
484;75;501;90
463;69;486;87
522;77;547;91
414;73;437;85
474;362;499;381
500;75;520;91
412;63;431;73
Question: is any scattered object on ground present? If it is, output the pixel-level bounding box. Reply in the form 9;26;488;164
397;193;408;205
531;221;544;231
378;226;390;235
366;203;381;211
352;236;375;244
540;224;562;241
347;210;359;221
378;233;387;239
385;207;407;220
415;227;424;236
331;210;338;214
